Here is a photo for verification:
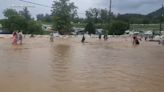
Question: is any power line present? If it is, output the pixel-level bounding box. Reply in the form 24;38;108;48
18;0;51;8
17;0;86;15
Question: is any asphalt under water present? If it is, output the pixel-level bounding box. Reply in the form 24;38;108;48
0;37;164;92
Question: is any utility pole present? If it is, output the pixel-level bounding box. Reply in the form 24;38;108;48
109;0;112;13
160;4;164;35
109;0;112;14
108;0;112;23
106;0;112;34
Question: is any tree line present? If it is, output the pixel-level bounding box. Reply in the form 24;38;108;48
1;0;163;35
36;0;129;35
0;8;43;34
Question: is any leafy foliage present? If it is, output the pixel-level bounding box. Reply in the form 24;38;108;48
86;8;100;23
85;22;96;34
108;21;129;35
100;9;109;24
2;8;43;34
26;21;43;34
19;7;31;20
3;9;18;18
37;14;53;23
1;15;27;32
51;0;77;35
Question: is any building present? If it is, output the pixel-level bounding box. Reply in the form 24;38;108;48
129;24;164;36
42;24;53;32
73;27;85;35
96;29;103;35
130;24;164;31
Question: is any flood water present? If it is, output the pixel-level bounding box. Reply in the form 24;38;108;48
0;37;164;92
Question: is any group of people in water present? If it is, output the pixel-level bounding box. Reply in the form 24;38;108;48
12;31;163;47
12;31;23;45
81;34;108;43
49;32;141;45
81;33;141;46
99;34;108;41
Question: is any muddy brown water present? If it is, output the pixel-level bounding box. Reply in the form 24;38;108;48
0;37;164;92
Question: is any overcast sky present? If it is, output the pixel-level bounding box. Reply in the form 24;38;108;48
0;0;164;19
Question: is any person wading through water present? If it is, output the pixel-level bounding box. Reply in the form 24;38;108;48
133;35;140;46
18;31;23;45
12;31;18;45
81;34;85;43
50;32;54;42
99;33;102;40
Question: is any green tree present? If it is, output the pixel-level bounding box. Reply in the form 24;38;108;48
36;14;53;23
52;0;77;35
19;7;31;20
85;8;100;23
2;8;43;34
100;9;108;24
0;19;3;29
3;9;18;18
85;22;96;34
26;21;43;34
2;9;27;32
44;14;53;23
36;14;44;21
108;21;129;35
2;15;28;33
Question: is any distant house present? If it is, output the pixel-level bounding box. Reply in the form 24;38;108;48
162;31;164;35
130;24;164;31
96;29;103;34
73;27;85;35
42;24;53;32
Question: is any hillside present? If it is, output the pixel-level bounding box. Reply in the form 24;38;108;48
147;6;164;19
117;6;164;24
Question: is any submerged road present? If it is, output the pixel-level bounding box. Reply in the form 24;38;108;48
0;37;164;92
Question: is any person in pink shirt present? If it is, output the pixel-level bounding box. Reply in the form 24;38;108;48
12;32;18;45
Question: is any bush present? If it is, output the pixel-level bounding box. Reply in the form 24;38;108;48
85;22;96;34
2;9;44;35
108;21;129;35
26;21;43;35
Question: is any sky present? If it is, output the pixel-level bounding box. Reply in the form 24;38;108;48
0;0;164;19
